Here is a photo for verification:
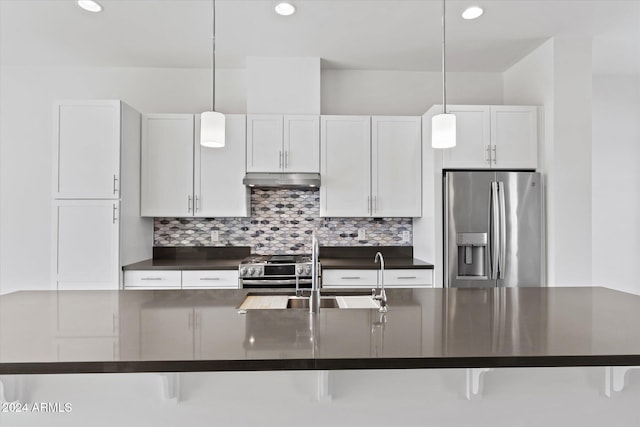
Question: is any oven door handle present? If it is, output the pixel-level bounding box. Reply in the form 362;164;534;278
240;279;311;286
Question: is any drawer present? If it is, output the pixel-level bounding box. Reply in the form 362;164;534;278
384;269;433;288
182;270;239;289
322;269;378;288
124;270;181;289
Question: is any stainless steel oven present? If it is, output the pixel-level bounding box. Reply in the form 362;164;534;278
238;255;318;289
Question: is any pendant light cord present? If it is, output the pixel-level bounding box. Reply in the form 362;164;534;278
441;0;447;114
211;0;216;112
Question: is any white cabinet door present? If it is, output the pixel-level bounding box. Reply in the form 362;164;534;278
491;106;538;169
182;270;239;289
196;115;250;217
322;269;378;288
246;115;283;172
284;115;320;172
141;114;194;217
441;105;491;169
320;116;371;217
123;270;181;289
383;269;433;288
371;116;422;217
54;100;121;199
53;200;120;290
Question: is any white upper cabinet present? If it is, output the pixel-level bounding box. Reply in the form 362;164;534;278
141;114;195;217
371;116;422;217
54;100;121;199
321;115;421;217
438;105;538;170
142;114;249;218
247;115;319;173
490;106;538;169
440;105;492;169
320;116;371;217
283;115;320;172
196;115;250;217
246;115;283;172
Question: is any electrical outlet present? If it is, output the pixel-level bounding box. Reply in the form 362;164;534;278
211;230;219;243
402;231;411;243
358;228;366;240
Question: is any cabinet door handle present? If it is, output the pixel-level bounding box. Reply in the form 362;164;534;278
188;195;192;213
486;145;491;164
373;196;378;213
367;196;371;215
396;276;417;280
199;277;220;281
112;204;118;224
492;146;497;164
141;277;162;281
195;195;200;212
341;276;361;280
279;150;283;169
113;174;118;195
285;150;289;169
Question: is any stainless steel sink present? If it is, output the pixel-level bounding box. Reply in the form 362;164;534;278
286;296;339;309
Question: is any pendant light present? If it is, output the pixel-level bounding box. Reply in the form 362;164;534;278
201;0;225;148
432;0;456;149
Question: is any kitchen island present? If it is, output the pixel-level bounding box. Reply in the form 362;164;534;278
1;287;639;375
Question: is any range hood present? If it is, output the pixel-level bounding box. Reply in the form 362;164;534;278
242;173;321;189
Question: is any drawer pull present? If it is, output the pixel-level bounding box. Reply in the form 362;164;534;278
141;277;163;281
397;276;418;280
199;277;220;281
341;276;361;280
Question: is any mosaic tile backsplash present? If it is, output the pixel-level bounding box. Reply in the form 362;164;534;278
154;189;412;254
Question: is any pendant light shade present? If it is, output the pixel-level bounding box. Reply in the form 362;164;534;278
432;0;456;148
432;113;456;149
201;111;226;148
200;0;225;148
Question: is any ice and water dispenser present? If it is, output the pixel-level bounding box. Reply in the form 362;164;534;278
456;233;487;279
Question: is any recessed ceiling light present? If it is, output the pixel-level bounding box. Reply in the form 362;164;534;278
76;0;103;13
275;2;296;16
462;6;484;20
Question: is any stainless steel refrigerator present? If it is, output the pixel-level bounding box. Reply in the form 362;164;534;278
444;171;543;288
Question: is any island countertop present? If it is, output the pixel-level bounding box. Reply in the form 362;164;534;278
1;287;639;375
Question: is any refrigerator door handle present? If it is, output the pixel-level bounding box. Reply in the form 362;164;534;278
498;181;507;280
490;182;500;280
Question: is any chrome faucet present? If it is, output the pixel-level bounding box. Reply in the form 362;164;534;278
373;252;388;313
309;229;321;314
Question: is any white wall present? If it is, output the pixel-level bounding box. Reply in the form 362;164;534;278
0;65;504;293
322;70;504;115
592;75;640;295
504;37;593;287
247;57;321;114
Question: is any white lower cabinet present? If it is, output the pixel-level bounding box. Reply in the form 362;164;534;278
53;200;120;290
123;270;181;289
124;270;239;289
322;269;377;288
384;269;433;288
322;269;433;288
182;270;239;289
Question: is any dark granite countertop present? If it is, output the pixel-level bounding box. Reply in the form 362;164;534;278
320;257;433;269
2;287;640;375
122;246;432;271
123;258;243;270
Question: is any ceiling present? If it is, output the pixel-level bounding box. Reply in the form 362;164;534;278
1;0;639;74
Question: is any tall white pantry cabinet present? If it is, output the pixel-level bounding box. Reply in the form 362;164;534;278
52;100;152;290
